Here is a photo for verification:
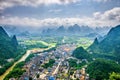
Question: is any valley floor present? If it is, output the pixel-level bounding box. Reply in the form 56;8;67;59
0;47;55;80
18;44;89;80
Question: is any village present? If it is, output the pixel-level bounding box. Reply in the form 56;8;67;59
18;44;89;80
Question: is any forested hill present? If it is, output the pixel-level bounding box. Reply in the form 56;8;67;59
72;47;91;61
88;25;120;54
0;26;9;39
72;25;120;80
0;26;20;65
86;59;120;80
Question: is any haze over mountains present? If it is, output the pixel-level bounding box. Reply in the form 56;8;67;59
3;24;111;39
0;0;120;79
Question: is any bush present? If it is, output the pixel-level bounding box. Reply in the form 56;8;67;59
4;62;26;80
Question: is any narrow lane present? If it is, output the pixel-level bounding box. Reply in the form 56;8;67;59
52;60;62;76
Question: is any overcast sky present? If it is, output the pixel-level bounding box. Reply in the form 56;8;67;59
0;0;120;28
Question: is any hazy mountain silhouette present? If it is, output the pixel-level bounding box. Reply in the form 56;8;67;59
88;25;120;56
0;26;19;64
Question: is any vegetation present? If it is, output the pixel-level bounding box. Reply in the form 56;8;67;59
0;26;26;75
4;62;26;80
0;49;26;75
0;27;22;60
68;59;77;67
86;59;120;80
11;35;18;48
72;47;91;61
0;62;14;75
87;38;99;52
87;25;120;62
1;24;120;80
77;38;93;49
3;52;36;80
22;40;49;49
68;59;87;69
42;59;55;68
70;25;120;80
109;72;120;80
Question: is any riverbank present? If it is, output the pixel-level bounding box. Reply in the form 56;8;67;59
0;46;55;80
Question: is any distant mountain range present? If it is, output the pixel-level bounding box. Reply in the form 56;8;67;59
42;24;93;36
41;24;110;37
2;24;110;38
3;25;31;36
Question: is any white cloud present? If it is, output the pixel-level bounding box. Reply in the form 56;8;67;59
48;9;62;13
0;0;80;12
0;7;119;27
94;7;120;22
93;12;101;19
91;0;110;2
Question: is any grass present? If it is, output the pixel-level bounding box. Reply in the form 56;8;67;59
20;40;49;49
76;38;93;49
24;40;48;46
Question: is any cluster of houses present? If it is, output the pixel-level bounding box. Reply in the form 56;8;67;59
9;44;89;80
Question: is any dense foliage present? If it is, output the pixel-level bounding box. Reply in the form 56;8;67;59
4;53;35;80
0;26;25;75
68;59;77;67
68;59;87;69
0;27;20;61
109;72;120;80
42;59;55;68
88;25;120;62
86;59;120;80
72;47;91;61
23;40;49;49
4;62;26;80
0;48;25;75
0;62;14;75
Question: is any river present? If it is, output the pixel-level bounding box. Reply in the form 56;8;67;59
0;48;50;80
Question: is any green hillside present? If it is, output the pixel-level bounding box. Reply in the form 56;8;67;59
0;26;24;75
0;27;20;61
87;25;120;62
72;47;91;61
86;59;120;80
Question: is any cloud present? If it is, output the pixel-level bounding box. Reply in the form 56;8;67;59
94;7;120;22
48;9;62;13
0;0;79;12
90;0;110;2
0;7;119;28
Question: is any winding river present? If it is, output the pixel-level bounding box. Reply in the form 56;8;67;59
0;48;50;80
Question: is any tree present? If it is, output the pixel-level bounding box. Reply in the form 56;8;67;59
109;72;120;80
36;74;39;78
86;59;120;80
72;47;91;61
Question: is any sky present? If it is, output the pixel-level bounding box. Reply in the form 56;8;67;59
0;0;120;28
